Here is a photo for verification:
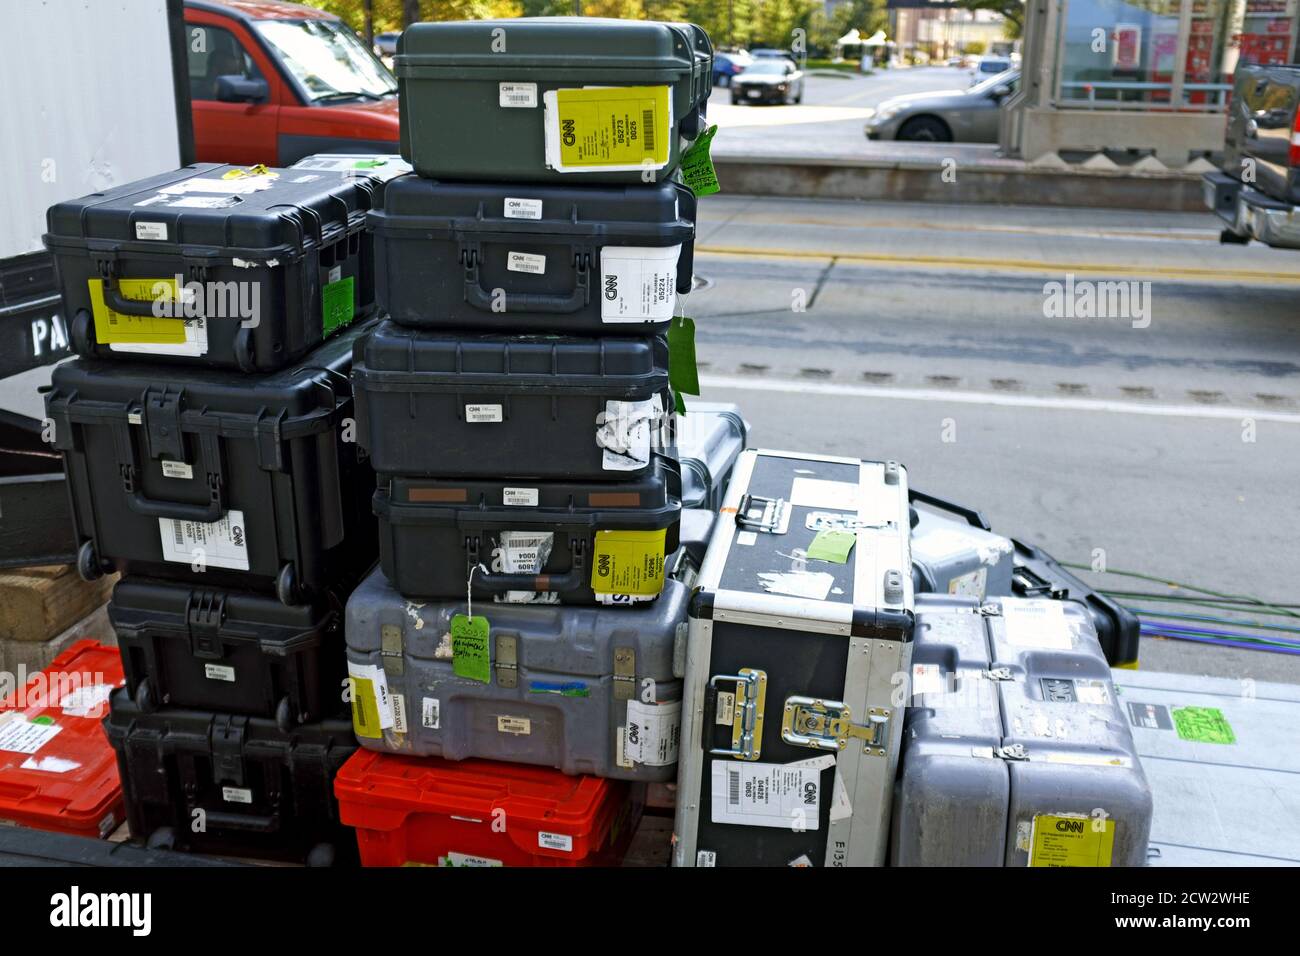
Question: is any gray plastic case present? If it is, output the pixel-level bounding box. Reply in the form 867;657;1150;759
891;594;1153;867
344;565;688;782
910;506;1013;600
669;401;749;512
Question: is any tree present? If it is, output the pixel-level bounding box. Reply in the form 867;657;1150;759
953;0;1025;39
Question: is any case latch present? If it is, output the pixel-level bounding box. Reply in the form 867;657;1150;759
211;716;247;787
709;668;767;761
186;590;225;660
781;696;889;756
141;386;185;461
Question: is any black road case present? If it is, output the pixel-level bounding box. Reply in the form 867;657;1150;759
375;456;682;603
46;322;378;604
396;18;712;184
104;688;357;865
370;177;694;333
110;578;345;730
674;450;915;867
353;321;670;479
44;163;378;372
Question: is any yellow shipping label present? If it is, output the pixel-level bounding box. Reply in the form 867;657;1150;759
349;676;382;740
1028;814;1115;867
546;85;671;171
590;528;667;596
88;278;188;346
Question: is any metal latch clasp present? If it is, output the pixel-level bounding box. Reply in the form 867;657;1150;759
709;669;767;761
735;494;789;534
781;696;889;755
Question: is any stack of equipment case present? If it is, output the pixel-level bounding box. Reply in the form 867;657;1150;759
673;450;915;867
338;17;716;866
890;595;1153;866
42;163;381;863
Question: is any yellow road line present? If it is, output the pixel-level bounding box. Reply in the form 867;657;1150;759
695;245;1300;284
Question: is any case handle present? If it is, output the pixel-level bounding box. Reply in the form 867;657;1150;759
196;809;279;834
464;535;587;594
461;247;591;314
116;422;226;523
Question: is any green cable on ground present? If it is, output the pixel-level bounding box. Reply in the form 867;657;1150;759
1061;562;1300;620
1100;590;1300;617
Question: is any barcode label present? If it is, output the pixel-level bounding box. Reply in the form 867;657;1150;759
642;110;656;152
499;82;538;108
173;524;184;546
728;768;741;806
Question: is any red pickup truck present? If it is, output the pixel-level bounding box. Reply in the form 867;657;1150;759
185;0;399;166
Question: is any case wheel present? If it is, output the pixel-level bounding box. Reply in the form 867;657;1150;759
76;540;103;581
275;696;294;733
146;827;177;851
134;679;157;714
234;326;256;373
275;563;298;606
305;842;336;868
70;309;95;355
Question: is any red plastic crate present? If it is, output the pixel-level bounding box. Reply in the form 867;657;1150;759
0;641;125;838
335;750;641;867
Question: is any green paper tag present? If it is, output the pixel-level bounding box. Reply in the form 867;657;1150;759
806;530;856;564
679;124;720;196
668;316;700;418
353;159;386;168
31;715;56;726
322;275;355;335
451;614;491;684
1171;706;1235;744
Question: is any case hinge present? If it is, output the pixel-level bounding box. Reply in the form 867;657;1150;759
381;624;404;677
781;696;889;756
709;669;767;761
977;603;1004;617
495;634;518;689
613;646;635;701
983;667;1015;682
186;591;226;659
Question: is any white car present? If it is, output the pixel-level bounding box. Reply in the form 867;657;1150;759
970;56;1013;86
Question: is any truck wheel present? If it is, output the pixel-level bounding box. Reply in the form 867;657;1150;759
306;843;336;868
147;827;177;851
1219;228;1250;245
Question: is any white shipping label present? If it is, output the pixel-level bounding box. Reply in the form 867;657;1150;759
696;850;717;867
1000;599;1072;649
499;82;538;108
538;831;573;852
624;700;681;767
494;531;556;605
948;567;987;600
222;787;253;804
789;477;860;512
506;251;546;275
59;684;115;718
135;222;168;241
161;460;193;480
160;176;276;195
1074;680;1111;706
392;693;408;734
715;691;736;726
158;510;250;571
204;664;236;683
422;697;441;730
465;404;503;423
616;728;633;769
0;715;62;755
600;245;680;323
911;663;946;696
597;395;661;472
594;592;655;606
169;195;242;209
329;265;342;284
735;531;758;547
502;487;539;507
348;661;395;730
504;197;543;220
497;716;532;736
710;757;833;830
110;316;208;358
756;570;835;602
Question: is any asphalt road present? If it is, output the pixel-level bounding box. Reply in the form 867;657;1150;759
687;195;1300;684
713;66;979;156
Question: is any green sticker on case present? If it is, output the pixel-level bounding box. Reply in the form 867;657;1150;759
322;276;355;335
1171;706;1235;744
451;614;491;684
679;124;719;196
806;530;856;564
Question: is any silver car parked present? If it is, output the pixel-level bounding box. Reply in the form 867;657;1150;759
864;69;1019;142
